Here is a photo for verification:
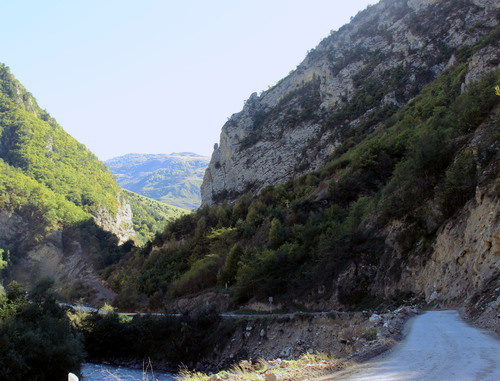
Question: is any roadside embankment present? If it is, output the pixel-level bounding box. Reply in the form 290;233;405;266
179;306;419;379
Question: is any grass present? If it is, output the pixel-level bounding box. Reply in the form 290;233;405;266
177;352;347;381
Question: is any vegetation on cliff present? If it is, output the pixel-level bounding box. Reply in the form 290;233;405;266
107;35;499;310
0;65;189;284
0;64;120;216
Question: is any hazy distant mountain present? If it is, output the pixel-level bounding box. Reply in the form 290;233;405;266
106;153;210;210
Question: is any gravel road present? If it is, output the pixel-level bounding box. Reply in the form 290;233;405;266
318;310;499;381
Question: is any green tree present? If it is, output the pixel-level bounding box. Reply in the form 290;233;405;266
0;248;7;271
218;244;244;285
0;279;84;380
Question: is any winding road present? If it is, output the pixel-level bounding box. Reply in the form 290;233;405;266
318;310;499;381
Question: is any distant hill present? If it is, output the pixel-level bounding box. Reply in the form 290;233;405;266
106;153;209;210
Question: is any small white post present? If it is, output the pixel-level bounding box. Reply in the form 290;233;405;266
68;373;79;381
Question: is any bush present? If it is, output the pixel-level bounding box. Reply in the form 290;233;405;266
436;149;477;217
0;280;84;381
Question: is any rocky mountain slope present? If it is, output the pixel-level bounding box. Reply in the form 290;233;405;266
201;0;498;205
106;0;498;332
106;153;209;210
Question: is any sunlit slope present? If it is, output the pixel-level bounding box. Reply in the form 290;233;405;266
106;153;209;210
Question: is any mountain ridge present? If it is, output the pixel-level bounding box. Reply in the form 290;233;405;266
106;152;209;210
106;0;499;336
0;64;188;303
201;0;499;205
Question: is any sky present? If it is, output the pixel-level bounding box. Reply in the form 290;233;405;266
2;0;378;160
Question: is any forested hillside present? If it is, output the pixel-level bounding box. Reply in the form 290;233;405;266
106;153;209;210
0;64;120;216
124;190;189;245
107;4;499;329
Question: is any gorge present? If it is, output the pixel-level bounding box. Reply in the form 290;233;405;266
0;0;498;379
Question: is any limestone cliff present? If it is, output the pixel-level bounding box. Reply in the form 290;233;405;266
201;0;498;205
93;195;135;245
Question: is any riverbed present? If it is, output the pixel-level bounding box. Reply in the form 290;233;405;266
81;363;176;380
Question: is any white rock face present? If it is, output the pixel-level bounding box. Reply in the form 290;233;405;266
201;0;498;205
93;196;135;245
463;46;500;92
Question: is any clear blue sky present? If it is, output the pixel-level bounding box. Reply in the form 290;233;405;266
2;0;378;160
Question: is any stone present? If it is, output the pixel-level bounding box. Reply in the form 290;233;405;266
280;346;292;357
201;0;498;206
265;373;278;381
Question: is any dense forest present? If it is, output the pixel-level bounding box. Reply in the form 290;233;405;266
0;275;83;380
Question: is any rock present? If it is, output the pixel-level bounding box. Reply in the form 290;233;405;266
200;0;498;206
463;46;500;93
280;346;292;357
265;373;278;381
92;196;135;245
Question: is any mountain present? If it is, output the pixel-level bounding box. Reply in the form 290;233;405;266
106;153;210;210
107;0;499;332
201;0;499;205
0;63;138;302
0;64;181;303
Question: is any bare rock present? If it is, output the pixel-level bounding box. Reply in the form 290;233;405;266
201;0;498;205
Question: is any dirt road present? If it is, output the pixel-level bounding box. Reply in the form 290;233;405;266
317;310;499;381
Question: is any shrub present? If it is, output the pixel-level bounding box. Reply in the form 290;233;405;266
0;280;84;380
436;149;477;217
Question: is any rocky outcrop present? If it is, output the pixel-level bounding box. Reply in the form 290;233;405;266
93;195;135;245
201;0;498;205
0;212;117;304
463;45;500;92
0;211;31;248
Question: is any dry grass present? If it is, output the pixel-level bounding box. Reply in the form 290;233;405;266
177;352;351;381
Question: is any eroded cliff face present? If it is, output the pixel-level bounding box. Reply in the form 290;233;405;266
201;0;498;205
93;196;135;245
0;195;133;303
381;174;499;331
295;109;499;330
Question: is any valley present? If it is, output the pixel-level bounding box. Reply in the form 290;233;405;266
0;0;498;379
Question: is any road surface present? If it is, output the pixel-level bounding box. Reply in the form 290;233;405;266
318;310;499;381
